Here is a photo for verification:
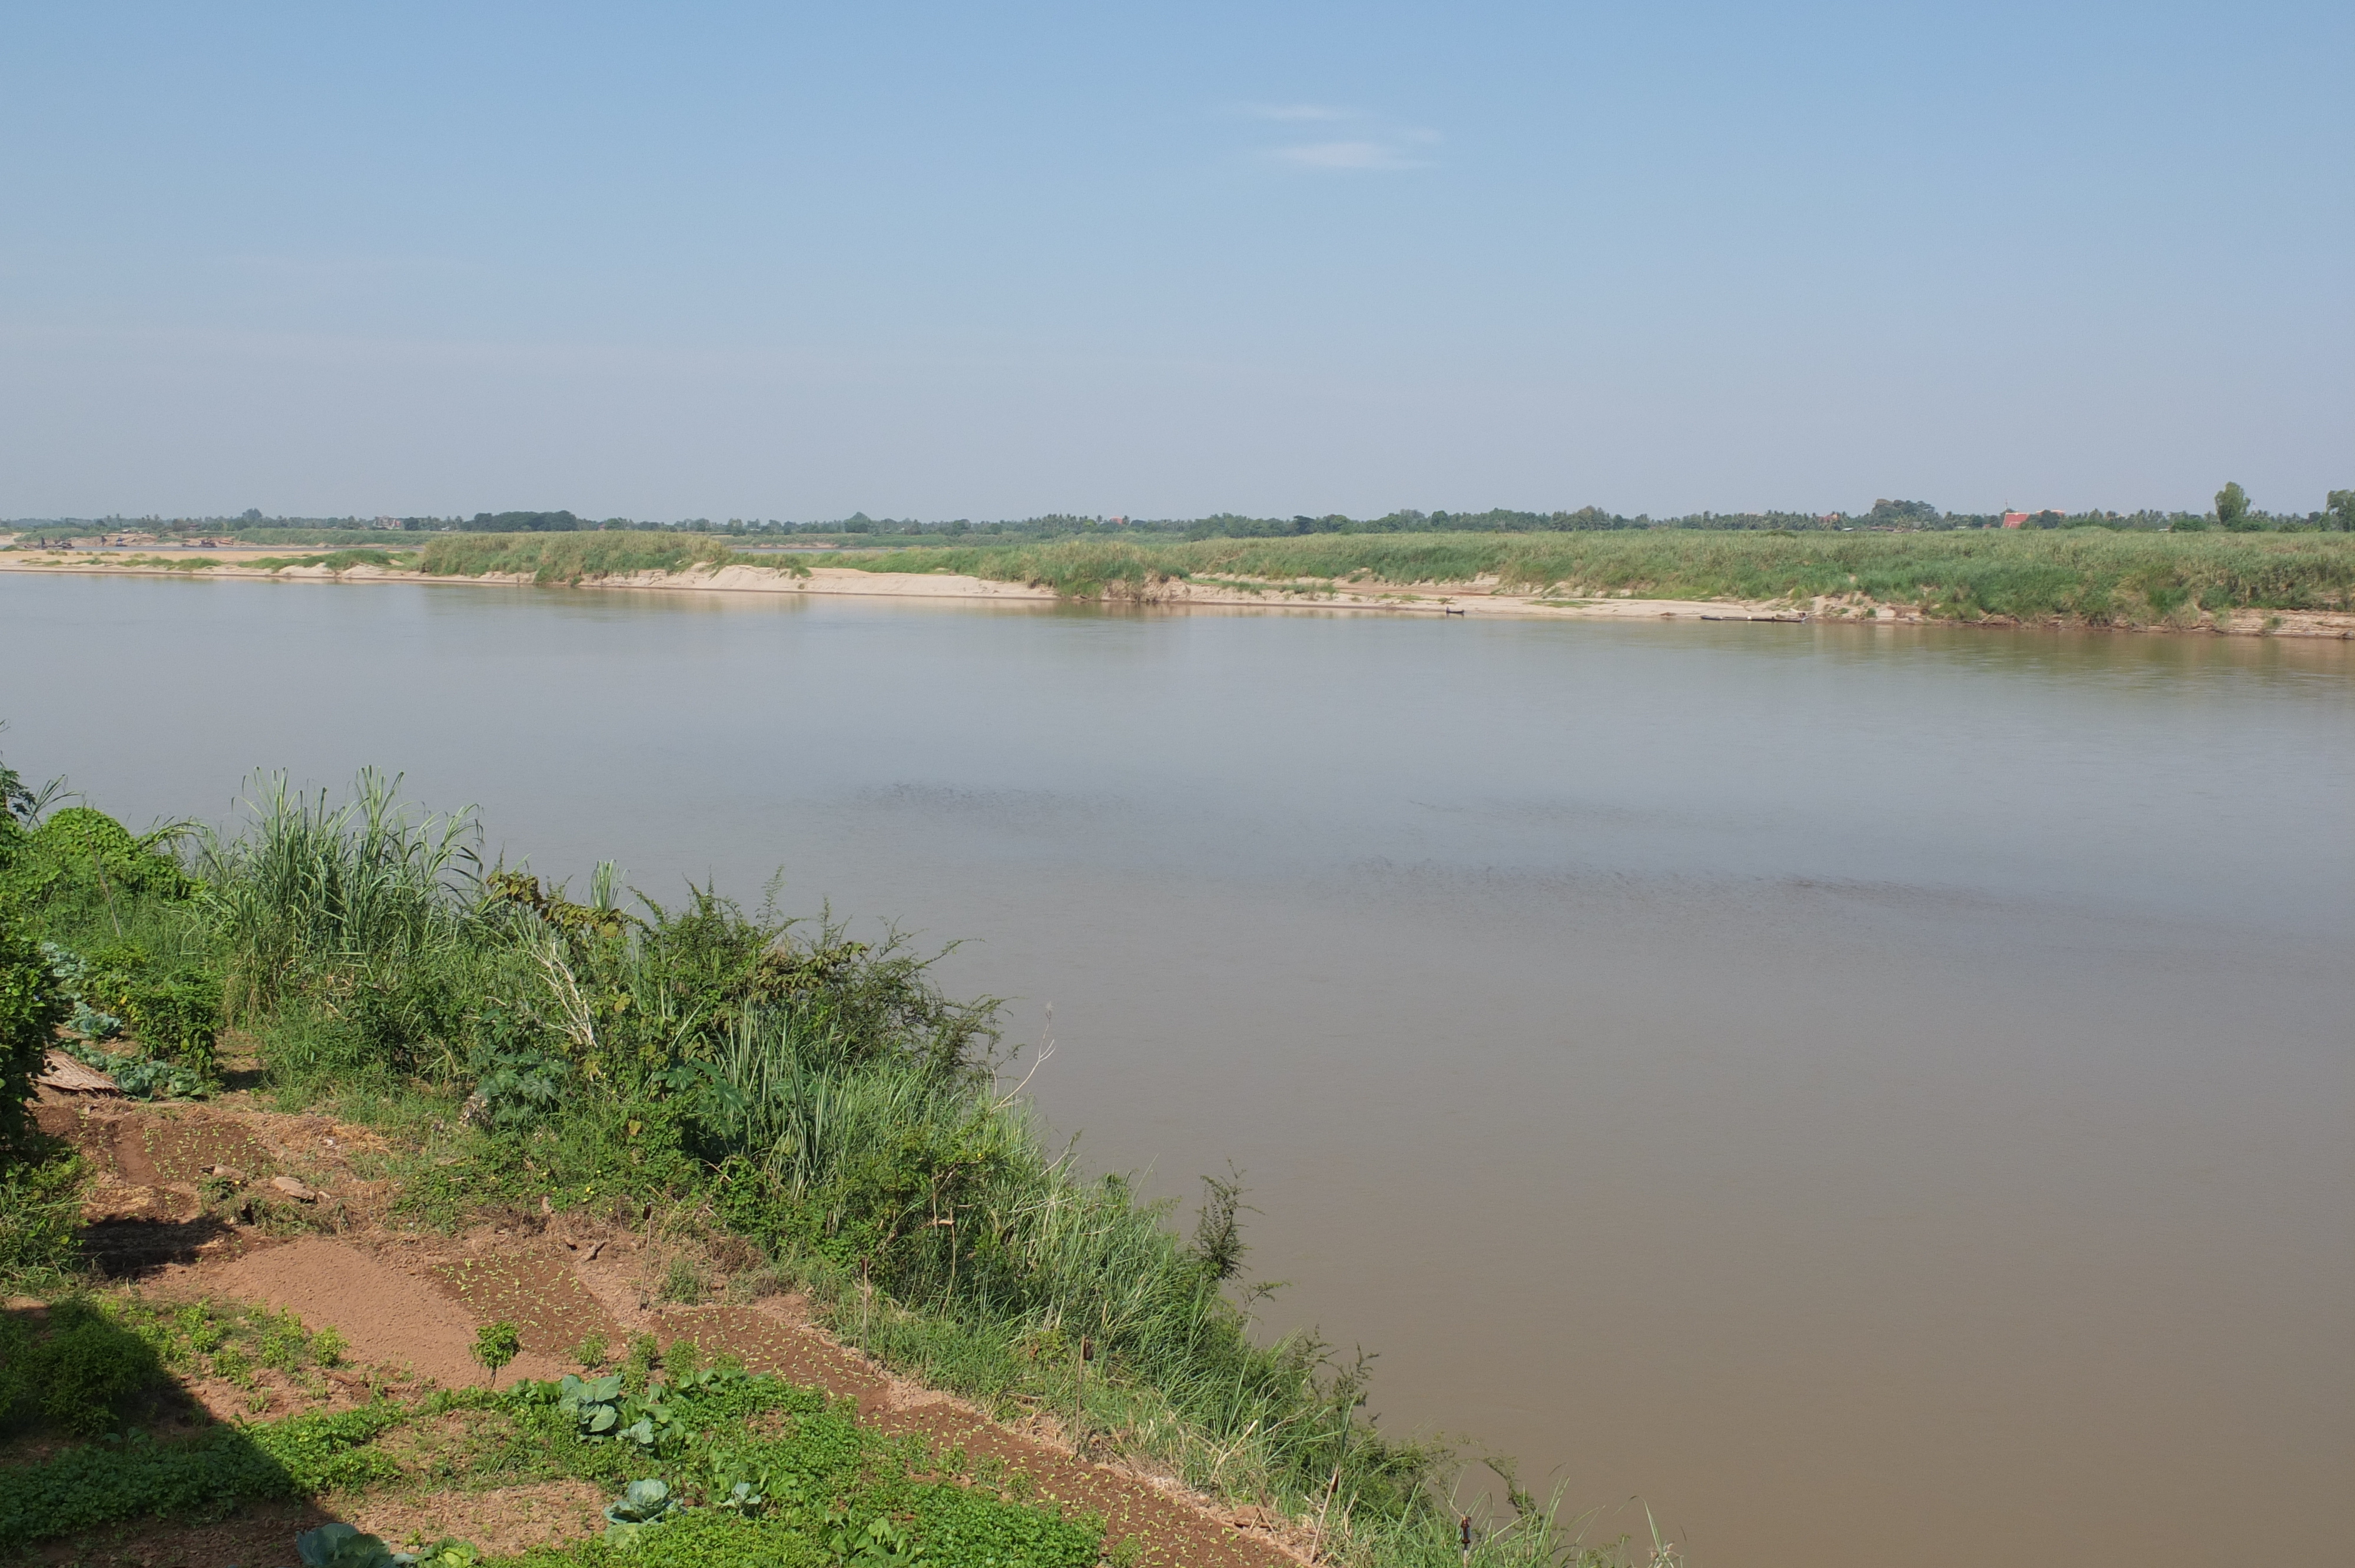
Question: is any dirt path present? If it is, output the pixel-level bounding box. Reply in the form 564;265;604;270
37;1090;1308;1568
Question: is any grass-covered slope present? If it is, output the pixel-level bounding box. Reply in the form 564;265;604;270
838;530;2355;622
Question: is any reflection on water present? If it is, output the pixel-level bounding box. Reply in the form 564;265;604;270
4;574;2350;1568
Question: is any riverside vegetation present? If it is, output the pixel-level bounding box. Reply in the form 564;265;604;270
834;529;2355;624
12;527;2353;628
0;749;1663;1567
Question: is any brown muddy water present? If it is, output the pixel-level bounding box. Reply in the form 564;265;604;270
4;573;2349;1567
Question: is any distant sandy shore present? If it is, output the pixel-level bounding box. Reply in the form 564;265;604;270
6;553;2352;636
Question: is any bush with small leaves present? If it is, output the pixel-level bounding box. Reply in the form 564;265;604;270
470;1321;522;1387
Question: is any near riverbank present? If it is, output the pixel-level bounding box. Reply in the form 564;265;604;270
5;530;2353;636
1;765;1655;1567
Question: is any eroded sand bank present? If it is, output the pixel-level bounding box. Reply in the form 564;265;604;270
5;553;2351;635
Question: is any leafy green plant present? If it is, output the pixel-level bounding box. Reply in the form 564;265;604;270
41;941;122;1039
104;971;221;1070
0;913;71;1159
555;1371;627;1437
603;1478;685;1546
460;1004;570;1132
713;1477;769;1516
296;1523;486;1568
471;1321;522;1386
97;1049;208;1101
827;1511;924;1566
298;1523;400;1568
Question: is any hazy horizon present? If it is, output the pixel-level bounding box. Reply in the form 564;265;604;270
4;3;2347;521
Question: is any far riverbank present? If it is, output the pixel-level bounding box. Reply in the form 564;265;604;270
5;529;2354;637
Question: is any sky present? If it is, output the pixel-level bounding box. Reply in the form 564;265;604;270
2;1;2347;521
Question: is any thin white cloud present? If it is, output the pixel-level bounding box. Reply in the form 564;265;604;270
1269;137;1437;172
1241;103;1356;122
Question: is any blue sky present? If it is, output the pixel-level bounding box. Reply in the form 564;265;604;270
2;2;2346;519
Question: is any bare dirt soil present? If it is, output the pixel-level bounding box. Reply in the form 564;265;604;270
23;1087;1308;1568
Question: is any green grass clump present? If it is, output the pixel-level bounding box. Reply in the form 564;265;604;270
0;1298;168;1439
414;533;758;584
837;529;2355;623
101;553;225;572
238;549;411;572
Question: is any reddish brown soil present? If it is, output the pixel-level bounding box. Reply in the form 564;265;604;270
345;1481;608;1557
177;1238;571;1388
30;1091;1307;1568
427;1250;621;1370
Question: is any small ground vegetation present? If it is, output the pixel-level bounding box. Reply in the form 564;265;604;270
0;1293;1100;1565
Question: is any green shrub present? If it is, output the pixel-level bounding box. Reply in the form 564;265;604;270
26;808;195;901
0;1298;170;1439
0;1152;85;1283
472;1320;522;1386
82;954;221;1071
0;908;69;1159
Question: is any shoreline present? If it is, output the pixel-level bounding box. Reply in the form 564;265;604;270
5;553;2353;637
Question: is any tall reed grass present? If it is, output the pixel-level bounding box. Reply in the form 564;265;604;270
197;770;482;1018
414;531;747;584
706;1002;1438;1530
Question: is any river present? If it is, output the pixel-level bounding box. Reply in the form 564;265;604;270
4;572;2349;1567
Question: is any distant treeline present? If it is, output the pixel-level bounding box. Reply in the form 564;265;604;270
15;488;2353;541
792;493;2355;540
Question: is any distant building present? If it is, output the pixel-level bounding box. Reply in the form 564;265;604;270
2001;511;2031;529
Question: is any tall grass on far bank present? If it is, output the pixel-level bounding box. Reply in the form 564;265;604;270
414;531;753;584
840;529;2355;624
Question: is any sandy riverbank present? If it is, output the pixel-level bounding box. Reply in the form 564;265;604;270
6;552;2353;636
